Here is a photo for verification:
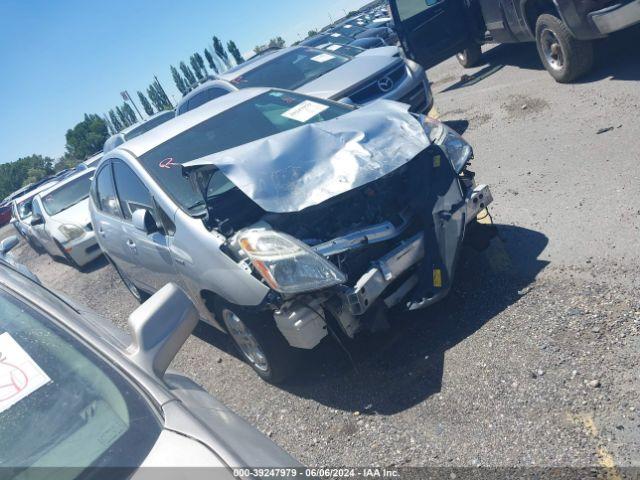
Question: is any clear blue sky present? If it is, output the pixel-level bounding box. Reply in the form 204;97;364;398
0;0;372;163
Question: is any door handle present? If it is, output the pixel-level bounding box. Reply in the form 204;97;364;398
126;239;137;253
98;227;106;238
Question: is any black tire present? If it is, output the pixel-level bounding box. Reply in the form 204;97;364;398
535;14;594;83
456;43;482;68
215;301;300;384
107;256;149;303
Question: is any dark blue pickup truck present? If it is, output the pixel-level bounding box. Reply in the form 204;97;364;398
389;0;640;82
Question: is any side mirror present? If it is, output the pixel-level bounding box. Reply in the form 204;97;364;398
126;283;199;378
0;236;19;255
30;214;44;226
132;208;157;234
9;218;16;225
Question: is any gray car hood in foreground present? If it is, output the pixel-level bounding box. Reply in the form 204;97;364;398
297;54;400;100
184;100;429;213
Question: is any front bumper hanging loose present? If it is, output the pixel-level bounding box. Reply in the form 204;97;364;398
344;183;493;316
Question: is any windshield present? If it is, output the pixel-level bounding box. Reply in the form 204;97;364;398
230;48;349;91
125;110;174;141
333;25;366;37
41;173;92;216
323;44;363;57
137;90;353;212
0;289;161;475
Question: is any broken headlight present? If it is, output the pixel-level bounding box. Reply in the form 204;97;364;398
422;116;473;172
59;224;85;242
238;229;346;294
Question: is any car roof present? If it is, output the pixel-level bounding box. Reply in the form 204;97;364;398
35;167;95;199
12;179;61;205
83;152;103;165
176;79;238;110
115;87;271;158
121;110;175;136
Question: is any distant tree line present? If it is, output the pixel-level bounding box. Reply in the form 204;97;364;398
169;36;246;97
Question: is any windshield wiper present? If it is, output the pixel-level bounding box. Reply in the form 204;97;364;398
186;200;206;211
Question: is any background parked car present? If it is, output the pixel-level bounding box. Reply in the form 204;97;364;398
0;202;12;227
217;46;433;113
0;260;300;475
29;168;102;269
103;110;175;153
301;32;385;49
9;179;61;251
89;88;491;383
175;79;238;116
329;23;398;45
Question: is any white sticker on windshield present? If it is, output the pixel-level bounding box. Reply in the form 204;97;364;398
344;25;353;28
330;33;341;37
311;53;335;63
282;101;330;123
0;332;51;414
326;44;342;52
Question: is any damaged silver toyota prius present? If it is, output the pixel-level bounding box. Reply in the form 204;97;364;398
90;88;493;383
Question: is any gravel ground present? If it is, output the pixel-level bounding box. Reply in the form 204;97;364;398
1;27;639;470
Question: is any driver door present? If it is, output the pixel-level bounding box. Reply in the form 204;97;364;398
390;0;472;69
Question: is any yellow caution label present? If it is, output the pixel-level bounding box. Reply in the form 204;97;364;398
433;155;441;168
433;269;442;288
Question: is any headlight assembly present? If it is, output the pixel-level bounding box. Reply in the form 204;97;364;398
238;229;346;294
59;224;85;242
422;116;473;172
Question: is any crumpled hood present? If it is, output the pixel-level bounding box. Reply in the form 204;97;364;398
184;100;430;213
297;54;401;100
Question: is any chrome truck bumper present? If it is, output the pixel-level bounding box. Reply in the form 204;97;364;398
589;0;640;34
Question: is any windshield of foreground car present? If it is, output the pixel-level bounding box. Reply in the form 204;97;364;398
138;90;353;212
0;289;161;475
41;173;92;216
230;48;349;91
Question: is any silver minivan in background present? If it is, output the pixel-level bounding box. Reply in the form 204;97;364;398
89;88;493;383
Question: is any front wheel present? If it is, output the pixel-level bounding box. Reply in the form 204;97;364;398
535;14;594;83
456;43;482;68
216;302;300;384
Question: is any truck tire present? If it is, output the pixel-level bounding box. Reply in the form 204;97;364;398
456;43;482;68
535;14;594;83
215;301;300;384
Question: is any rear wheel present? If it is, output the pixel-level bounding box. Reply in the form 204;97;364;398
456;43;482;68
535;14;594;82
216;301;300;384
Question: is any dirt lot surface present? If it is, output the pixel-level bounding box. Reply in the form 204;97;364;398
2;27;639;471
